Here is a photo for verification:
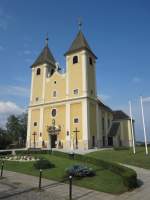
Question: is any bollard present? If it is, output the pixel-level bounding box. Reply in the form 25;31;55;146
39;169;42;190
1;161;4;177
69;175;72;200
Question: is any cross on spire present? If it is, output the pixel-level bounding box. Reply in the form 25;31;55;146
45;32;49;47
78;18;82;31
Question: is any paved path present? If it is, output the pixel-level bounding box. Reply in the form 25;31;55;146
0;165;150;200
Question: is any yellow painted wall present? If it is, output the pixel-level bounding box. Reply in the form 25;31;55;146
45;72;66;101
87;55;96;98
30;109;40;142
67;53;83;98
43;104;66;144
89;101;97;136
70;102;82;140
32;65;44;102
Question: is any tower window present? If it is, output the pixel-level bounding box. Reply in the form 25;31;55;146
74;118;79;123
53;91;57;97
35;97;39;101
89;57;93;65
51;109;56;117
73;56;78;64
36;68;41;75
54;81;56;84
34;122;37;126
73;89;78;95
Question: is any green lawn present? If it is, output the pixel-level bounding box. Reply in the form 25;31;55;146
88;147;150;169
1;154;127;194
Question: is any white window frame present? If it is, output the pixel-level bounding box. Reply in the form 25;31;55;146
73;89;79;95
52;90;57;97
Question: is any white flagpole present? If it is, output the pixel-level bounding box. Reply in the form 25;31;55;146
129;101;136;154
140;96;148;155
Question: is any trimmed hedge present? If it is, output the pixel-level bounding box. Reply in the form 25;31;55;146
52;151;137;189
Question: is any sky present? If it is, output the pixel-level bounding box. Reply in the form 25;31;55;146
0;0;149;141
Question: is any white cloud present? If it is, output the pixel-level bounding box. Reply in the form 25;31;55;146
0;8;12;31
143;96;150;103
24;50;31;55
0;101;24;128
0;85;30;97
132;77;141;83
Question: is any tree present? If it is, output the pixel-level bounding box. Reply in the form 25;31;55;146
6;113;28;147
0;128;11;149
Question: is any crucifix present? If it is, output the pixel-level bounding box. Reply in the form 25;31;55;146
32;132;37;149
73;128;80;149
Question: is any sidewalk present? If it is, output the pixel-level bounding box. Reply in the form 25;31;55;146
0;165;150;199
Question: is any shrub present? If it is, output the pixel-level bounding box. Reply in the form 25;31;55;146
66;164;95;177
34;158;55;169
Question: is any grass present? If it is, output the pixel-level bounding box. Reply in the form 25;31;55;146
0;154;127;194
87;147;150;169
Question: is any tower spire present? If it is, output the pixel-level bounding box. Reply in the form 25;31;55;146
45;32;49;47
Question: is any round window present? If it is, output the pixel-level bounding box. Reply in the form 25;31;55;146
51;109;56;117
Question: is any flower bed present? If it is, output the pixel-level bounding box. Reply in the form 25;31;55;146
0;155;39;162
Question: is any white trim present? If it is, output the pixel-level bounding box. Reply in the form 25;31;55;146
82;50;88;96
66;56;69;97
82;99;89;141
26;109;32;148
29;95;98;108
96;103;100;146
66;103;70;141
73;88;79;95
39;107;44;140
30;68;35;102
51;90;57;98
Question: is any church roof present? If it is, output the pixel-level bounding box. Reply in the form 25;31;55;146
108;122;120;137
113;110;130;120
64;31;97;58
31;44;56;68
97;98;113;113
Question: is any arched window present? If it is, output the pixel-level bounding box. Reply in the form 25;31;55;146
51;69;54;76
73;56;78;64
53;91;57;97
36;68;41;75
89;57;93;65
51;109;56;117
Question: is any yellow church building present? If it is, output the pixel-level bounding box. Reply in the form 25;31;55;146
26;29;134;151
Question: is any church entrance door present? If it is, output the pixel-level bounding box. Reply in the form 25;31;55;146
51;135;57;148
108;136;113;146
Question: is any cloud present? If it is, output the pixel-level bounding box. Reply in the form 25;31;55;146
0;8;12;31
0;85;30;97
143;96;150;103
0;101;24;128
132;77;141;83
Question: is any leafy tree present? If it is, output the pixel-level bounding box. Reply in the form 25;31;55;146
0;128;11;149
6;113;27;147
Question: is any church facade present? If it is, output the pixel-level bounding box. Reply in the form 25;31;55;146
26;30;134;151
